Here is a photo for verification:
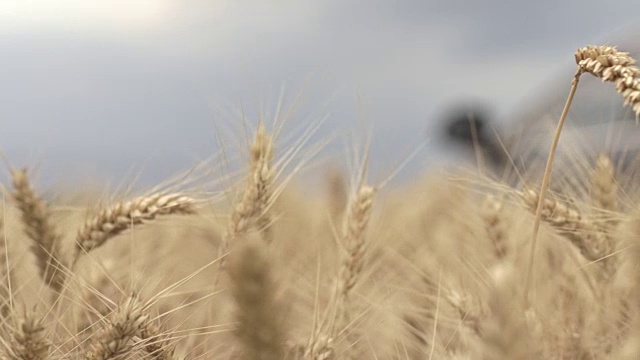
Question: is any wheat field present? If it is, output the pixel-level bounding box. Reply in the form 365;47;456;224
1;46;640;359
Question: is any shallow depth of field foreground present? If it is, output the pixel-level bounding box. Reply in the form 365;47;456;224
4;46;640;360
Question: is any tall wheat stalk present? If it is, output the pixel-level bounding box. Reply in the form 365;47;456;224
525;46;640;301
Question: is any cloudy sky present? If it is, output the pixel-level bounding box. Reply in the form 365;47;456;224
1;0;639;187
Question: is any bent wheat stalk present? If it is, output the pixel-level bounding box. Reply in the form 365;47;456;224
75;193;195;262
526;45;640;302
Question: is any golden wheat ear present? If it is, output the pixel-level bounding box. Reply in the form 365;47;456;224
575;45;640;117
74;193;196;263
84;294;177;360
11;168;66;294
218;123;275;277
336;184;375;303
304;184;376;359
520;188;610;263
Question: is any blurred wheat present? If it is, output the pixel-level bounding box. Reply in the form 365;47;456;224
0;44;638;359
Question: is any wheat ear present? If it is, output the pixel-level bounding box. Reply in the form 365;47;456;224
137;311;177;360
520;188;609;262
84;294;153;360
482;196;508;260
336;185;376;302
575;45;640;117
230;237;285;360
11;169;66;293
218;124;275;273
7;311;51;360
305;185;376;359
75;193;195;261
591;153;618;214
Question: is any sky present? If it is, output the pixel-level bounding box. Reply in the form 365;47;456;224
1;0;639;188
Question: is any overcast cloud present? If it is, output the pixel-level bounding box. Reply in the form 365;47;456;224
1;0;639;187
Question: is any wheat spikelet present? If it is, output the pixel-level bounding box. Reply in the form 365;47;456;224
229;236;286;360
591;153;618;215
84;294;149;360
482;196;507;260
575;45;640;117
520;188;609;262
137;313;177;360
75;193;195;260
446;289;482;338
303;333;334;360
11;168;66;293
7;311;51;360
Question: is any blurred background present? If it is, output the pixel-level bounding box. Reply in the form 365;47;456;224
1;0;639;188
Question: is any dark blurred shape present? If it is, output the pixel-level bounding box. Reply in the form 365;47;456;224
443;104;506;168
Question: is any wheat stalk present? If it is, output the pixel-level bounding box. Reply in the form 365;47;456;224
526;45;640;300
75;193;195;261
11;169;66;293
229;237;286;360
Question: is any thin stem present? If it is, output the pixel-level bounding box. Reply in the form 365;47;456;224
524;69;582;304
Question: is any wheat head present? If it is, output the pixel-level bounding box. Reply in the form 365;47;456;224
11;168;66;293
75;193;195;261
